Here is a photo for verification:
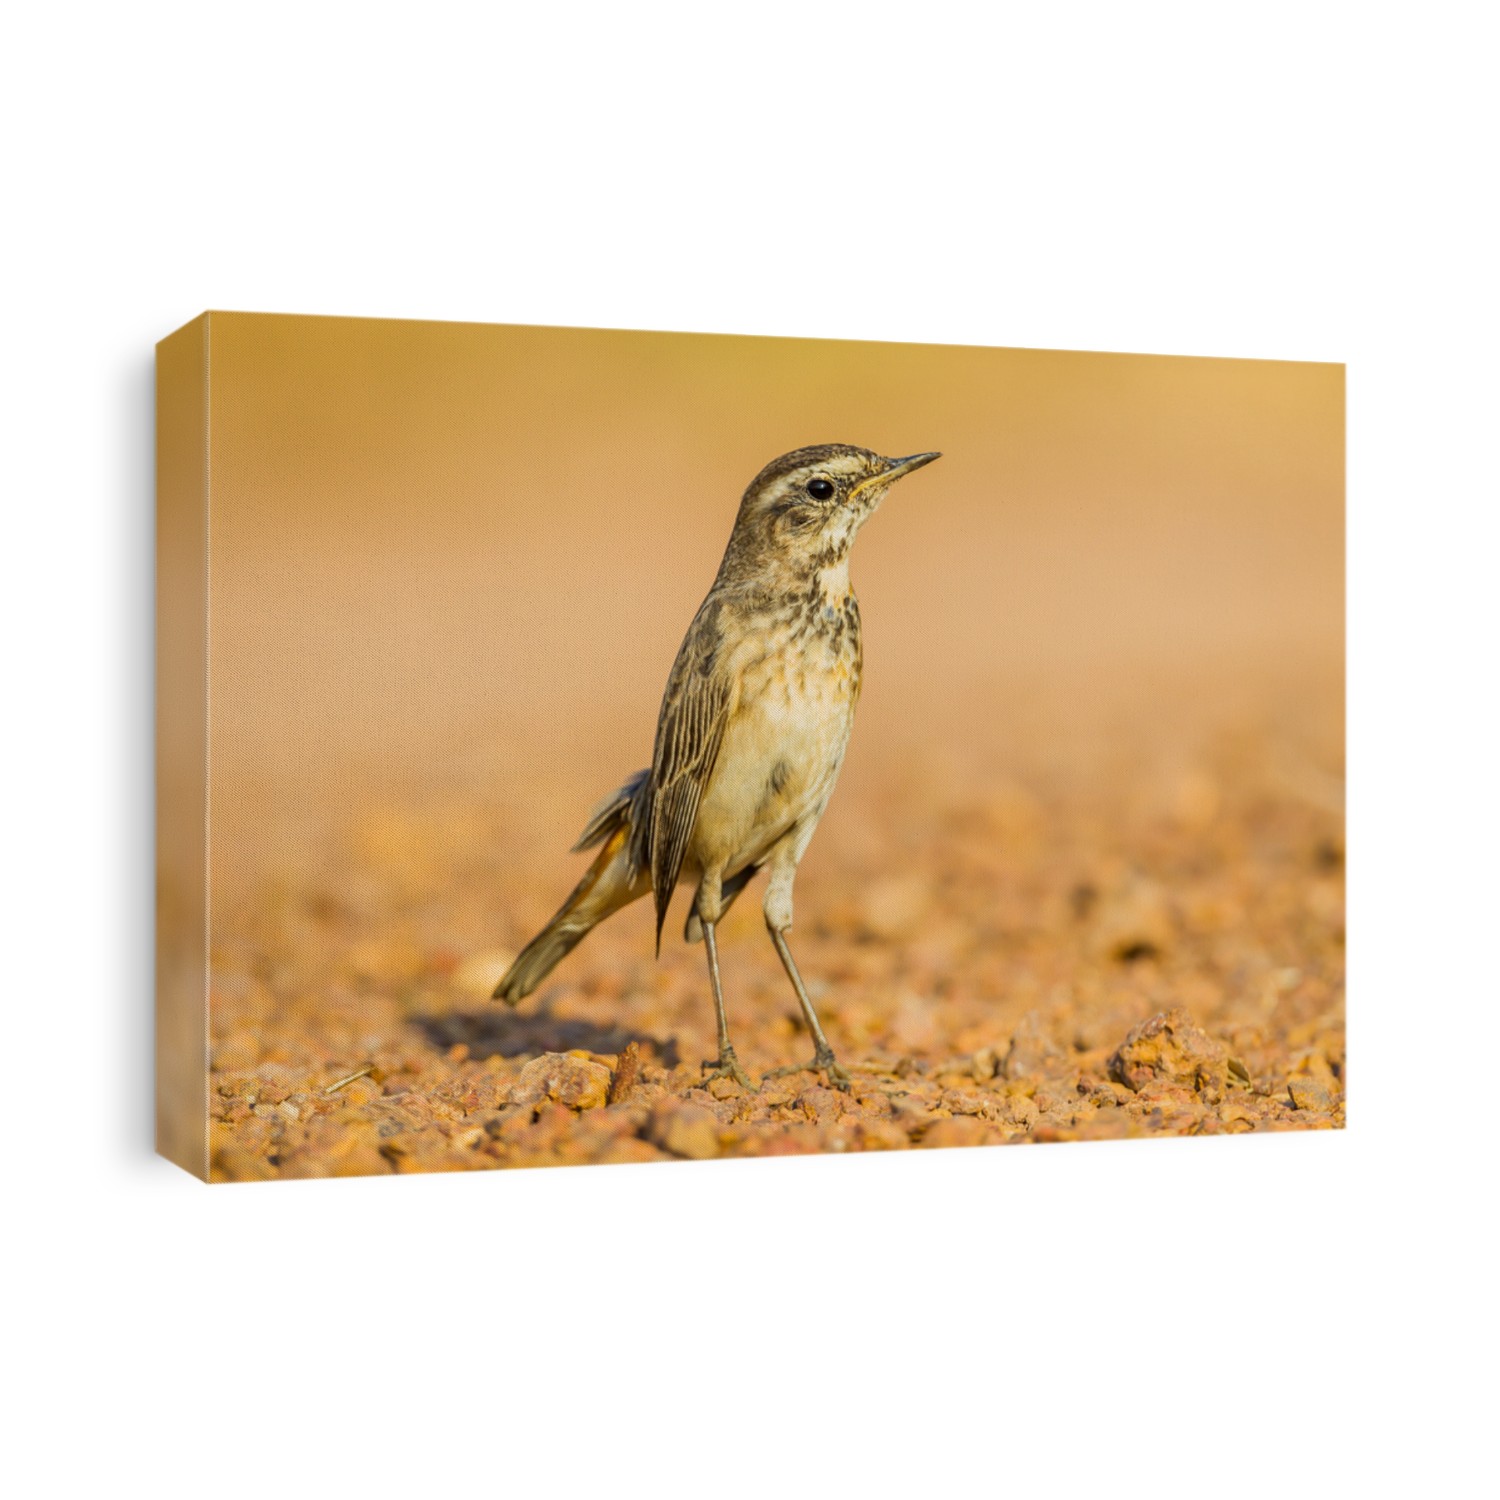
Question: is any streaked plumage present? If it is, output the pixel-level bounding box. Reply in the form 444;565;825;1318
494;443;941;1089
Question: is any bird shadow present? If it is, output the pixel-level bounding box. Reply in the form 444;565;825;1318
416;996;680;1068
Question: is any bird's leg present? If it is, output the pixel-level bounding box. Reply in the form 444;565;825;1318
697;919;755;1091
759;858;852;1091
764;926;851;1091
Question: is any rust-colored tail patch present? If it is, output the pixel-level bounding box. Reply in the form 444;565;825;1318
492;825;634;1004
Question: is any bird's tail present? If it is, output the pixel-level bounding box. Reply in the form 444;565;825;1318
492;772;651;1004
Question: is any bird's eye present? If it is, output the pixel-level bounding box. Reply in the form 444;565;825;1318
806;478;835;501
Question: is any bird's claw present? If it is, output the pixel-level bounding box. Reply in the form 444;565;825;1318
765;1050;852;1093
699;1048;756;1092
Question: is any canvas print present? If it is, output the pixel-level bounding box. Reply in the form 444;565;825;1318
156;314;1344;1182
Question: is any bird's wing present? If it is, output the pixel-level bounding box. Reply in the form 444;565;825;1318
640;597;734;950
571;767;650;852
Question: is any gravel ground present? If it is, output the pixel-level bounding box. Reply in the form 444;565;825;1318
208;728;1345;1182
193;323;1343;1182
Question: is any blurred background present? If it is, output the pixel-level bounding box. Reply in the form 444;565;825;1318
197;313;1344;1178
205;312;1343;896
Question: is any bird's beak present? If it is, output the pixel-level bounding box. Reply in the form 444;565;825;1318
848;451;941;506
883;451;942;481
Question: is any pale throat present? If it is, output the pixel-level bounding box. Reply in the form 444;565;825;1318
815;554;852;605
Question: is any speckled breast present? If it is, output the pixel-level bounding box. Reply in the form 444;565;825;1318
692;596;864;876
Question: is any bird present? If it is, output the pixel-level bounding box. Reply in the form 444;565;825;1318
492;443;941;1091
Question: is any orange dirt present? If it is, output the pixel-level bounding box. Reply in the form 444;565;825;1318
189;318;1343;1181
208;723;1344;1181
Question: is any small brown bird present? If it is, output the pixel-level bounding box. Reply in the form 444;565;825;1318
493;443;941;1090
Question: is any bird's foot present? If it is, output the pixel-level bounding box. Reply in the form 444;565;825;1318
699;1046;756;1092
765;1047;852;1093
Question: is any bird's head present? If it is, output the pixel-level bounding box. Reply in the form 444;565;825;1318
726;443;941;577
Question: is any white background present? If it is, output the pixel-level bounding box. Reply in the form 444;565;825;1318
5;2;1495;1494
